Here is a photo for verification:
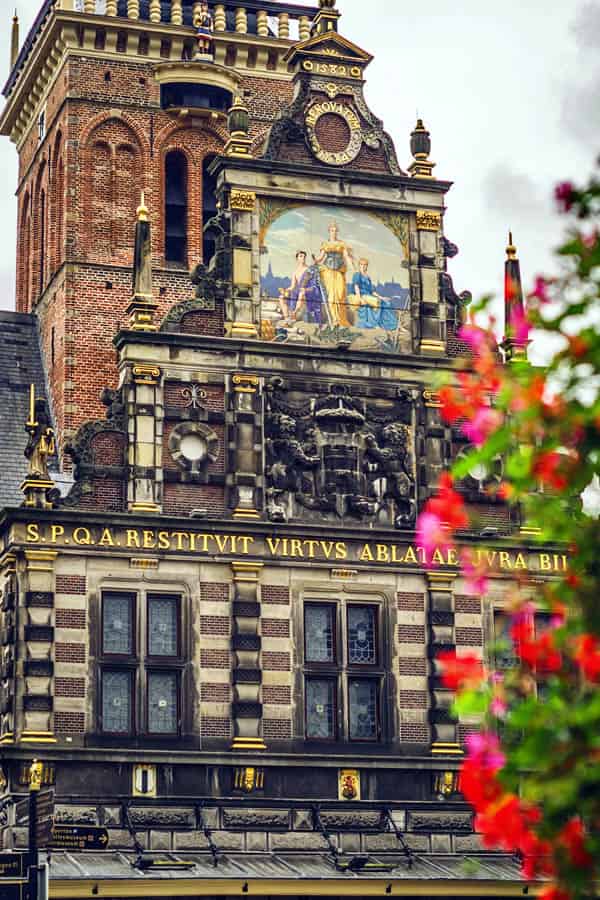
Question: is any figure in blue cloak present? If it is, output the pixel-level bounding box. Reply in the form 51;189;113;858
352;258;397;331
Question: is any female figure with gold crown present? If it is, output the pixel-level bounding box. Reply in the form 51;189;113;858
313;222;355;328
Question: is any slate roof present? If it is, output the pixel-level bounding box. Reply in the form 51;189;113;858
0;311;48;511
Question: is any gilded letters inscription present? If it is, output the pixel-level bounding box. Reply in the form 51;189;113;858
19;522;568;574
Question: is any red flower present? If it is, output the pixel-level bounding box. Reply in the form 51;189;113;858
568;335;589;359
558;817;593;867
533;450;570;491
428;473;469;530
438;385;465;424
555;181;575;213
519;632;562;674
437;650;485;691
574;634;600;682
538;887;571;900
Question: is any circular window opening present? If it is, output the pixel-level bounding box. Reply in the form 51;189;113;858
180;433;208;462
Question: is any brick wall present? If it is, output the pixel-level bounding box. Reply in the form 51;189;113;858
55;677;86;698
262;652;291;672
55;575;86;595
199;616;231;637
262;718;292;741
261;619;290;639
200;649;230;669
200;583;229;603
261;586;290;605
55;609;86;629
54;712;85;734
55;643;86;664
397;592;425;611
163;483;225;517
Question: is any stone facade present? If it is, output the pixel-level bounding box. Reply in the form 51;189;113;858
0;1;560;895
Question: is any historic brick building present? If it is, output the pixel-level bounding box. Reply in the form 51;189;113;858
0;0;561;896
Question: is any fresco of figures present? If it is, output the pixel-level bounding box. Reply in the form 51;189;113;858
259;203;412;353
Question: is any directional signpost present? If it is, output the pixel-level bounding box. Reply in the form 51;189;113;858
0;853;27;879
50;825;110;851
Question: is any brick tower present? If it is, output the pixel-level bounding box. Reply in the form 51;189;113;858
2;0;312;456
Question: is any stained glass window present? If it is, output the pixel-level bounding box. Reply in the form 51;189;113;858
102;670;132;733
306;679;335;739
102;593;133;656
348;606;376;665
349;678;378;740
148;596;178;657
147;672;178;734
305;605;334;663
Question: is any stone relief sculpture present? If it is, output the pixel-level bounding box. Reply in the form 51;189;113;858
265;378;416;528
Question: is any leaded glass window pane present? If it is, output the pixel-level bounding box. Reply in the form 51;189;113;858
305;678;335;739
349;678;378;740
102;671;132;733
148;596;178;657
348;606;376;665
305;605;334;663
148;671;178;734
102;593;133;655
494;613;517;669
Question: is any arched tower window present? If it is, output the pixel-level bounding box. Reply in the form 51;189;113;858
38;188;46;295
164;150;188;264
202;153;218;265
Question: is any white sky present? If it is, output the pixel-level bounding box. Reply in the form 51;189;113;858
0;0;597;359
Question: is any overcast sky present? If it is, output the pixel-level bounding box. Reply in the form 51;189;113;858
0;0;597;351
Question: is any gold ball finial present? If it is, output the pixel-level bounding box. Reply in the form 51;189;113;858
137;191;148;222
506;230;517;260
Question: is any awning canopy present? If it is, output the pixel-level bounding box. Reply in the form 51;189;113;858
47;850;531;898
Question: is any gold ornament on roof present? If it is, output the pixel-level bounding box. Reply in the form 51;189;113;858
506;230;518;260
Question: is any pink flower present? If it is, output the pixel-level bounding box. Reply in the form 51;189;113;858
528;276;551;305
416;510;450;563
465;731;506;772
458;324;488;356
462;407;503;446
460;548;489;597
508;305;530;345
490;696;508;718
554;181;575;213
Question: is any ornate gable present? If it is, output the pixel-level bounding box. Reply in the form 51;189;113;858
262;38;402;177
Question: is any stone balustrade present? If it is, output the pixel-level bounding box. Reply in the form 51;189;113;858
66;0;314;41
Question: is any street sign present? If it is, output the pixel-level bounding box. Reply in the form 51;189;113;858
15;789;55;849
50;825;109;851
34;790;54;847
0;853;27;878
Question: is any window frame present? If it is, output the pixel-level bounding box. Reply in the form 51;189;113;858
304;601;338;668
101;590;137;660
145;668;181;737
304;675;338;742
347;675;381;743
100;667;135;737
346;602;380;669
303;598;385;744
98;589;184;738
145;593;181;662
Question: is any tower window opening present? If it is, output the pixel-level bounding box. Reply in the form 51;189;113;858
164;151;188;265
202;154;218;266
